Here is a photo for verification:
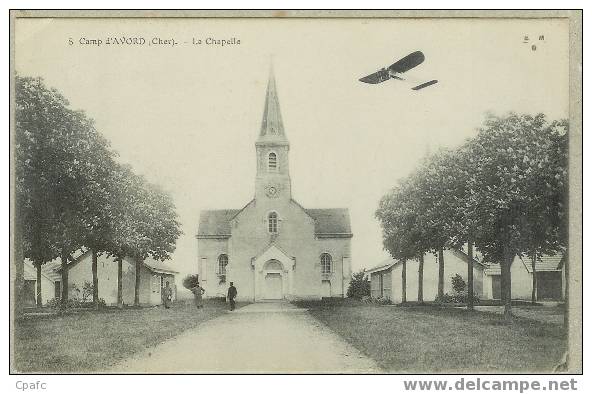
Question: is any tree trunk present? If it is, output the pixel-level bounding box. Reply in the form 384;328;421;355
531;251;537;304
418;254;424;304
501;246;514;321
467;241;474;311
500;262;506;305
35;262;42;308
437;249;444;299
117;257;123;309
13;220;25;318
563;252;569;328
134;258;142;307
60;253;69;308
91;249;99;309
401;260;407;303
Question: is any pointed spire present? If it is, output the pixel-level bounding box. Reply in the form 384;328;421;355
258;64;288;143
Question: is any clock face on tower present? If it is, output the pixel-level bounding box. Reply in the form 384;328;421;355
265;183;280;198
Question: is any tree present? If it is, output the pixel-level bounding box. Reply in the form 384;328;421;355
376;112;567;317
411;153;454;301
437;250;444;300
413;151;457;302
464;113;568;320
110;175;181;307
378;148;468;305
13;206;24;316
401;260;407;303
104;164;140;308
376;175;430;303
415;114;567;315
522;122;569;304
16;76;146;310
451;273;466;294
419;146;480;309
77;149;119;310
136;183;182;305
347;270;370;299
15;75;183;311
103;165;152;307
467;241;474;310
44;95;113;308
16;76;68;307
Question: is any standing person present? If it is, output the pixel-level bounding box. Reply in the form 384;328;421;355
227;282;237;311
163;281;173;309
190;282;205;309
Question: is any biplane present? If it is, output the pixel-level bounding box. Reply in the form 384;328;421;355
359;51;438;91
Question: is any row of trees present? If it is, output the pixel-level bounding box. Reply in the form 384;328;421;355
375;113;568;320
14;75;182;312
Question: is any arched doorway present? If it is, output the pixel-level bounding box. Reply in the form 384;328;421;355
264;260;284;300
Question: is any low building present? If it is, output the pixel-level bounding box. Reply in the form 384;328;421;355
24;251;179;306
23;259;61;306
64;251;179;306
483;253;566;301
367;248;485;303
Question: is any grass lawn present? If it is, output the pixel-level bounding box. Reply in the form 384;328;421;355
13;299;245;373
295;300;566;373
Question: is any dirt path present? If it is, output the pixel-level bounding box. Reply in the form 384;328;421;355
112;302;380;373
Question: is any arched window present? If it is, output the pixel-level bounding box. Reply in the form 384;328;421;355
268;212;278;233
268;152;277;171
218;254;228;275
321;253;332;274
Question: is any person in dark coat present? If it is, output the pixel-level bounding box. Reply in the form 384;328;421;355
163;281;173;309
227;282;237;311
190;282;205;309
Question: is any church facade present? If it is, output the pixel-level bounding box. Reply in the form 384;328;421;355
196;70;353;302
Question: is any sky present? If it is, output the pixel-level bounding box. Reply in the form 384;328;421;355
15;17;570;283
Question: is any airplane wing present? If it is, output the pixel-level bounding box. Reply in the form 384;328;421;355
359;51;433;86
411;80;438;90
388;51;425;74
359;68;390;84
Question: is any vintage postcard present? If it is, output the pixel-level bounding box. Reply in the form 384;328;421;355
9;10;582;375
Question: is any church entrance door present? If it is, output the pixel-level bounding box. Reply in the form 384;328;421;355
265;273;283;300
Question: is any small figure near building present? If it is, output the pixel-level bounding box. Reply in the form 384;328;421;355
163;281;173;309
227;282;237;311
190;282;205;309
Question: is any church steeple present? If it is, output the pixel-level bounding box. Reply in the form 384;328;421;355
257;66;289;145
255;66;291;200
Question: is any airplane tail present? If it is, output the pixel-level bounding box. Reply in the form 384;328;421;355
412;80;438;90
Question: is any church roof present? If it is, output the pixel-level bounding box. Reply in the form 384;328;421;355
197;209;241;238
196;207;352;238
305;208;352;236
257;66;288;145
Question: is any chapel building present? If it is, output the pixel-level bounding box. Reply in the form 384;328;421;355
196;69;353;301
